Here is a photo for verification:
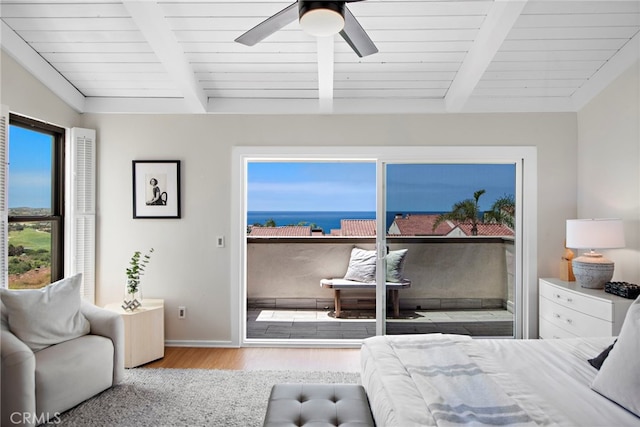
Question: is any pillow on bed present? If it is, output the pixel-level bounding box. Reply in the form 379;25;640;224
343;247;376;283
386;249;408;282
588;340;616;370
591;296;640;416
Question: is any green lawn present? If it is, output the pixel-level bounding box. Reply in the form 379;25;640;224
9;228;51;251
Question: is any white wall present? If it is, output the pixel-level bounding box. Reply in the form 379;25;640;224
577;61;640;285
79;112;578;343
3;50;587;344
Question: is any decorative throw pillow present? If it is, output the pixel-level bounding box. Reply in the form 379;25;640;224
343;247;377;283
386;249;408;283
591;296;640;416
588;340;616;370
0;273;90;352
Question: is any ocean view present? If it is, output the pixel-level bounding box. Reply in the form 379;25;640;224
248;211;375;232
247;211;445;232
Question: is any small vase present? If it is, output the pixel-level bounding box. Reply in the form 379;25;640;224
122;288;143;311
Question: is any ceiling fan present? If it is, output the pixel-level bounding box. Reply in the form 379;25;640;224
235;1;378;58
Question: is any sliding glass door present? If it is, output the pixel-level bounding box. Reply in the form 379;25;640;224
379;163;518;338
234;146;534;346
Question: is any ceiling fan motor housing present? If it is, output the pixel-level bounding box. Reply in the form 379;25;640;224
299;1;346;19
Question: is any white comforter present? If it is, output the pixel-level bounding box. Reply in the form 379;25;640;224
361;334;640;427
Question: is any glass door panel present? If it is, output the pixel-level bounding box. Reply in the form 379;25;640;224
245;160;377;342
382;163;517;338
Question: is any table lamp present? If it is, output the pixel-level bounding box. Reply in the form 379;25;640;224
566;219;625;288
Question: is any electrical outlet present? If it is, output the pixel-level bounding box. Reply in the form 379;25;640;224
216;236;225;248
178;306;186;319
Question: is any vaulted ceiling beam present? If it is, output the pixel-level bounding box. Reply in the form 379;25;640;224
1;21;86;112
317;36;335;112
445;0;529;112
122;0;207;113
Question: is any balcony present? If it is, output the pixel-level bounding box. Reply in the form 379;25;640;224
247;236;515;340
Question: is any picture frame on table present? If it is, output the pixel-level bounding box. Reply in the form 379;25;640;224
132;160;181;219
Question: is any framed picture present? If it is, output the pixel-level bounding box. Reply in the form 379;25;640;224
132;160;181;219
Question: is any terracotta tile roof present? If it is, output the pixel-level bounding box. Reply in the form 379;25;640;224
454;223;514;237
248;226;312;237
389;214;513;237
389;214;452;236
338;219;376;236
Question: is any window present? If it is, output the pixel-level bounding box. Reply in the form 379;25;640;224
8;115;65;289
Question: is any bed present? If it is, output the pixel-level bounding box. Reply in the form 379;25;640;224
361;314;640;426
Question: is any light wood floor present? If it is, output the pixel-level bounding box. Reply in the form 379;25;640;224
143;347;361;372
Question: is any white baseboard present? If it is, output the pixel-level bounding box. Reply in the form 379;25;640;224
164;340;237;348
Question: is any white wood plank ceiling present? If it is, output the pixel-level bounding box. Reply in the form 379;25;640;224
1;0;639;114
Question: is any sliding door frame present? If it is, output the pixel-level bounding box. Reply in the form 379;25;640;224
231;146;537;347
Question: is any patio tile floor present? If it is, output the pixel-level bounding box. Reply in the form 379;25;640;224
247;308;514;340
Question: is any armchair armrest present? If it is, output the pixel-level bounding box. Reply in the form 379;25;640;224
81;301;125;384
1;327;36;426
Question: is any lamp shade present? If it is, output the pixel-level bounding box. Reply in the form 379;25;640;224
566;218;625;250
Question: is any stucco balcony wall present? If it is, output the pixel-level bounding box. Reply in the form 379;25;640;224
247;237;514;310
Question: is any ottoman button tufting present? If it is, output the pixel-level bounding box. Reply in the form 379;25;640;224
263;384;375;427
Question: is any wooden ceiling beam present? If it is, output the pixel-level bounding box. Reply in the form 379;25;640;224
1;21;86;112
122;0;208;113
445;0;529;112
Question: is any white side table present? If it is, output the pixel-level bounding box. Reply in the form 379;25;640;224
105;299;165;368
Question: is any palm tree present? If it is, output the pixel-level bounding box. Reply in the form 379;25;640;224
485;194;515;229
433;189;486;236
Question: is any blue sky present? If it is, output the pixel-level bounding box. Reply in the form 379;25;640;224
8;125;52;209
248;162;377;211
248;162;515;212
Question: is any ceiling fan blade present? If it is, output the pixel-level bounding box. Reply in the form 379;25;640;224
339;5;378;57
235;3;298;46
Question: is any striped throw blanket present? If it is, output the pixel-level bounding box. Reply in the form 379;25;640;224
389;336;548;426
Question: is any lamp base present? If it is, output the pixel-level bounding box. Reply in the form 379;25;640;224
572;254;614;289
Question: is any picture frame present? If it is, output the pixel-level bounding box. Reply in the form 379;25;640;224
132;160;181;219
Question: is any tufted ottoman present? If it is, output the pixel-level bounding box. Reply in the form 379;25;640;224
263;383;375;427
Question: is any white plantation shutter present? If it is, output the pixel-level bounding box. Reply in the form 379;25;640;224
0;107;8;288
67;128;96;302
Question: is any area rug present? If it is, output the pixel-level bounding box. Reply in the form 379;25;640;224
49;368;361;427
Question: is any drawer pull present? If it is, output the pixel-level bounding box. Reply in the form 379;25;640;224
554;293;573;303
553;313;561;319
565;318;573;325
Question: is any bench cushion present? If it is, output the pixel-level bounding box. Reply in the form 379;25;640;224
263;383;375;427
320;279;411;289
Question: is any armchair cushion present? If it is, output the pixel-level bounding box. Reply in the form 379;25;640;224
35;334;114;417
0;273;90;352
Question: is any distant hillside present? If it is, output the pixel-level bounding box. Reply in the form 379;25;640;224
9;207;51;216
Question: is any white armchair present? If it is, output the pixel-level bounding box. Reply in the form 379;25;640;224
1;299;124;426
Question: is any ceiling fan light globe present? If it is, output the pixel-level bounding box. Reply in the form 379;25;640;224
300;9;345;37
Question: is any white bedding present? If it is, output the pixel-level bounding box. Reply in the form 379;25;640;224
361;334;640;426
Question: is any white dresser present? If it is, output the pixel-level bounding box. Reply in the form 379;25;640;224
539;278;634;339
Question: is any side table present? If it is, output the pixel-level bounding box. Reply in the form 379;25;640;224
104;299;165;368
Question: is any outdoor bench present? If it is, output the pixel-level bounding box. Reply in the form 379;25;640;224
320;278;411;318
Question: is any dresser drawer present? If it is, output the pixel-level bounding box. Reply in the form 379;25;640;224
539;317;579;339
539;295;613;337
539;280;612;321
